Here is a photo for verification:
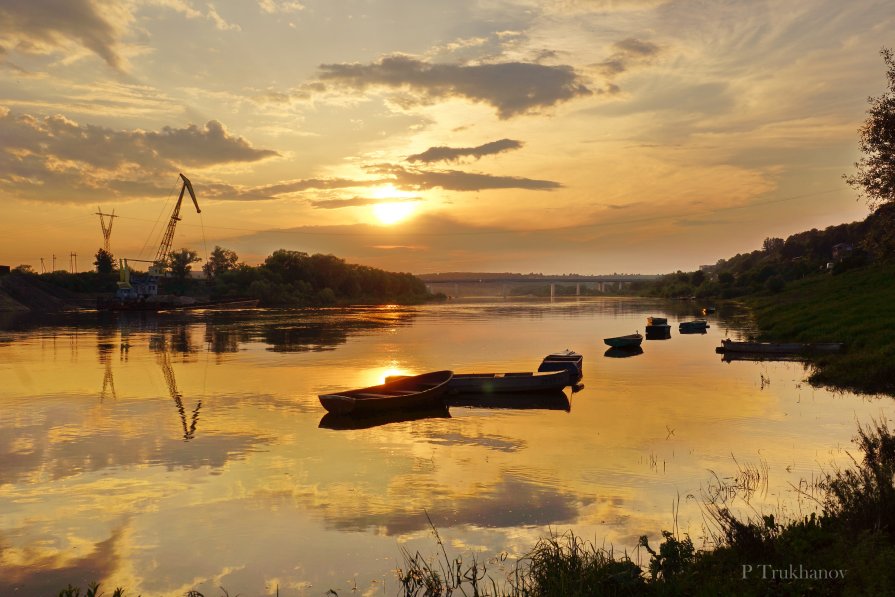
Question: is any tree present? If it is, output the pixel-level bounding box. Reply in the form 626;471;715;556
168;248;201;287
202;246;238;279
845;48;895;209
13;264;34;274
94;248;115;274
762;237;784;254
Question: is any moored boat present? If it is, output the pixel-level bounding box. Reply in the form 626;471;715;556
387;369;571;394
537;350;583;381
647;316;667;325
679;319;709;333
718;339;843;354
318;370;453;415
604;333;643;348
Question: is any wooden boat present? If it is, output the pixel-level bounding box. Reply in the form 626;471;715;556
318;370;453;415
647;316;667;325
446;390;571;412
537;350;583;381
718;339;843;355
386;369;571;394
604;333;643;348
319;406;451;430
679;319;709;333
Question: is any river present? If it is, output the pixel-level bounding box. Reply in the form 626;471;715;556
0;299;890;595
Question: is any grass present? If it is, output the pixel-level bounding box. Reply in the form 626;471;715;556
746;263;895;395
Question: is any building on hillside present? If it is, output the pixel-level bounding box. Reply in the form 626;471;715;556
832;243;854;261
0;265;10;276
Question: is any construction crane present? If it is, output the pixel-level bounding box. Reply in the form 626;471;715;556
95;207;117;253
149;173;201;276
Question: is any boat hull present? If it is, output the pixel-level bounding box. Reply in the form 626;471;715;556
318;370;453;415
603;334;643;348
719;340;843;354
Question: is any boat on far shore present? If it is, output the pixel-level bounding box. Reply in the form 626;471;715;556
717;339;843;355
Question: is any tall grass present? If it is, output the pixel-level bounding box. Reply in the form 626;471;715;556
748;263;895;394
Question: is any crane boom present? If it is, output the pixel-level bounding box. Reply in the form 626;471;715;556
151;173;201;275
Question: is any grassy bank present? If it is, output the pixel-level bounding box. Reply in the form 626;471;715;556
746;263;895;395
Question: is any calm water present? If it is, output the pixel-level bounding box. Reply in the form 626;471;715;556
0;299;891;595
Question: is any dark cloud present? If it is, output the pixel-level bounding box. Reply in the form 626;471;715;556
407;138;523;164
198;163;560;202
316;54;592;119
595;37;661;77
0;0;123;69
311;195;423;209
0;110;279;203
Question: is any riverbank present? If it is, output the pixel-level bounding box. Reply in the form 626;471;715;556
746;263;895;395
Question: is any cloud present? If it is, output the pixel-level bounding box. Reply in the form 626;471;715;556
258;0;305;14
316;54;592;119
407;138;523;164
310;195;423;209
595;37;661;77
0;110;279;202
369;164;561;191
0;0;126;69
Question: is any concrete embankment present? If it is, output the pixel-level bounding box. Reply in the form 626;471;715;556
0;274;84;312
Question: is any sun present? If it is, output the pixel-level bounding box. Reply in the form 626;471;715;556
369;184;418;225
373;202;415;225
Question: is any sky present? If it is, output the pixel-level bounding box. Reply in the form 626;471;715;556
0;0;891;275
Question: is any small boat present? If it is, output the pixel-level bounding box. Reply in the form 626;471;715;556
318;370;453;415
647;316;667;325
604;346;644;358
701;307;716;315
679;319;709;333
604;333;643;348
386;370;571;394
718;339;843;355
446;390;571;411
537;350;583;381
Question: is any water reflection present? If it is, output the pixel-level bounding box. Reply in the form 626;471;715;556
319;406;451;430
604;346;644;358
0;299;890;596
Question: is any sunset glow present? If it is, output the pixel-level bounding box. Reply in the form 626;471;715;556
0;1;889;274
372;202;415;225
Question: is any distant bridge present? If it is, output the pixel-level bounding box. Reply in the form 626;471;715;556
420;274;661;284
420;274;662;298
